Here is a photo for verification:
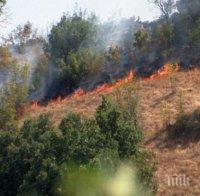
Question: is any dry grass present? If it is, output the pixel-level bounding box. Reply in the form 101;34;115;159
21;68;200;195
139;69;200;195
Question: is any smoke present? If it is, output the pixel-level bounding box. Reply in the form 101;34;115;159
78;17;142;90
0;10;186;101
42;14;142;100
94;17;141;50
8;40;48;101
10;42;43;76
9;11;143;101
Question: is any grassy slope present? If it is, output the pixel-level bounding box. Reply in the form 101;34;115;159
139;69;200;195
23;68;200;195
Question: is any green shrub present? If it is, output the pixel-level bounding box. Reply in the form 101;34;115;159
59;96;156;193
133;151;157;193
96;96;143;158
59;114;104;164
0;114;65;195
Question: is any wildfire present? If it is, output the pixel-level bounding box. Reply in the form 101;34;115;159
29;63;179;111
30;101;39;110
95;70;135;93
144;63;180;81
71;88;86;99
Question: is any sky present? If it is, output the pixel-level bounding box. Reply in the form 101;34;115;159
1;0;161;36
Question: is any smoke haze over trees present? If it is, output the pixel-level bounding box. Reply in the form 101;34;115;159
0;0;199;194
0;0;199;101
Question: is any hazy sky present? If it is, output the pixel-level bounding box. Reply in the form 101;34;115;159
2;0;161;35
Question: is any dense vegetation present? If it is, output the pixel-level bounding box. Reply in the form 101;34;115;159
45;0;200;98
0;96;156;195
0;0;199;100
134;0;200;75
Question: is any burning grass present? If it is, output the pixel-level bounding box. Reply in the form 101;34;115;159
22;66;200;195
27;63;176;117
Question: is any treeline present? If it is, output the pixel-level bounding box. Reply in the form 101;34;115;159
0;13;141;100
0;0;199;102
134;0;200;75
41;0;200;98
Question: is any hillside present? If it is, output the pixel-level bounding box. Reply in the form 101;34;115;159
23;67;200;195
1;0;200;195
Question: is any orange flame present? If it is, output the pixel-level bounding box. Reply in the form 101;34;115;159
143;63;180;81
73;88;86;99
30;101;39;110
95;71;135;93
28;63;179;112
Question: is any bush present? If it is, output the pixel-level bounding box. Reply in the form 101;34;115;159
0;114;64;195
133;151;157;193
96;96;143;158
58;96;156;193
59;114;104;164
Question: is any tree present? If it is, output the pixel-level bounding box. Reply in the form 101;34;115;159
0;91;17;131
59;113;104;164
5;22;38;53
106;46;121;66
46;10;98;98
48;11;97;61
156;23;175;49
30;54;48;92
134;28;149;50
0;62;29;130
0;0;6;25
150;0;176;22
0;44;29;130
7;64;29;114
0;46;16;69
